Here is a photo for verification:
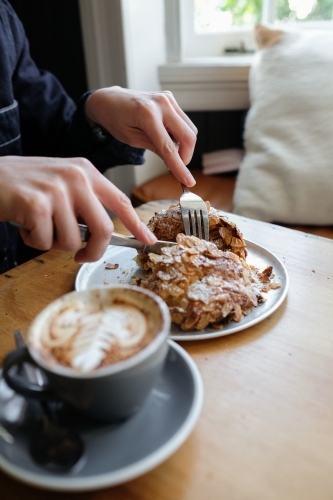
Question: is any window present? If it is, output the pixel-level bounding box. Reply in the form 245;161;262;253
160;0;333;110
177;0;333;59
194;0;333;30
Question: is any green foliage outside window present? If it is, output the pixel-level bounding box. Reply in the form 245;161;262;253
217;0;262;26
217;0;333;25
276;0;333;22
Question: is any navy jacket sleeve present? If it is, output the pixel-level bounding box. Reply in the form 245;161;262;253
0;0;146;274
3;0;145;172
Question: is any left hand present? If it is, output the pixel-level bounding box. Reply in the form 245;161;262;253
85;86;197;186
0;156;157;264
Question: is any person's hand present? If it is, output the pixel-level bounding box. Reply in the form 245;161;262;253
0;156;156;263
85;86;197;187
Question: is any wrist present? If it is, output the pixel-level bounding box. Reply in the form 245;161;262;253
85;90;98;120
86;116;109;142
84;92;109;142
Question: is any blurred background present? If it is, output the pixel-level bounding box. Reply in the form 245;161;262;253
9;0;333;199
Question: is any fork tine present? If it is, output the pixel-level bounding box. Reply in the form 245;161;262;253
179;183;210;240
181;208;191;236
203;213;209;241
197;211;203;239
190;210;197;238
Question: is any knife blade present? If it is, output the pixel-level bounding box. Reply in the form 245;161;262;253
9;221;175;255
107;231;176;254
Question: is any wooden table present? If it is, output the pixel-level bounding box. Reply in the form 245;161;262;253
1;200;333;500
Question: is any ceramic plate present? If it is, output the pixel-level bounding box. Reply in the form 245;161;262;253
0;340;203;492
75;240;289;341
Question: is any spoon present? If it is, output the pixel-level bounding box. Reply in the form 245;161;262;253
0;424;14;443
14;331;84;471
29;400;84;471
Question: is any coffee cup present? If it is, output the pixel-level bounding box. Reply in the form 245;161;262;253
3;285;170;423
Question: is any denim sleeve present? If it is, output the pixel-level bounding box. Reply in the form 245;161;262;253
62;92;146;171
6;0;145;173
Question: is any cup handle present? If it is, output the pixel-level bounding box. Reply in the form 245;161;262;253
2;347;55;400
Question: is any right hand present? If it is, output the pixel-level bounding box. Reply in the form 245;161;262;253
0;156;156;263
85;87;198;186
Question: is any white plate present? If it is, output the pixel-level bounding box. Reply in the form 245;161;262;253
0;341;203;492
75;240;289;341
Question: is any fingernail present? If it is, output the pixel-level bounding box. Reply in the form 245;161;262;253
74;257;85;264
146;227;157;243
185;172;196;186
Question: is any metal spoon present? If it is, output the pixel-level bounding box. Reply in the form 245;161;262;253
14;331;84;472
29;401;84;471
0;424;14;443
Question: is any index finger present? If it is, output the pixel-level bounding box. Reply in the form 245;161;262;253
145;117;197;186
85;175;157;245
161;91;198;135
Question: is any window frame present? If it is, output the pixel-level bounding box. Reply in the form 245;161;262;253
167;0;333;61
160;0;333;111
179;0;257;59
162;0;256;111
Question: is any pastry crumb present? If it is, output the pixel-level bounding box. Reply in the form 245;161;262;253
105;262;119;270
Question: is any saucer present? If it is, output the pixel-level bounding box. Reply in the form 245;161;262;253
0;340;203;492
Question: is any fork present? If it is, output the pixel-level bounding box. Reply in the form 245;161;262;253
179;183;209;240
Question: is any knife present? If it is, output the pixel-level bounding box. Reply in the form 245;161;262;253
9;221;175;255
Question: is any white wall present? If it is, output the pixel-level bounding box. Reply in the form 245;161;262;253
79;0;169;197
121;0;165;91
121;0;168;185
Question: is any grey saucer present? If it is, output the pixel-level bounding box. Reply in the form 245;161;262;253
0;340;203;492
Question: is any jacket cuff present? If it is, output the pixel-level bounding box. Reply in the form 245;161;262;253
66;91;146;171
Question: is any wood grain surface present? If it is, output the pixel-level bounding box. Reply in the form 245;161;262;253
1;201;333;500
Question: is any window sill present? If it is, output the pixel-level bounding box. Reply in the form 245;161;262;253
158;55;253;111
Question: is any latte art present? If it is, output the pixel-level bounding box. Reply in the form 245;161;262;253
40;303;150;373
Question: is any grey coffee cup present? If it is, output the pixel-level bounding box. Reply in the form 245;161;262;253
3;285;171;423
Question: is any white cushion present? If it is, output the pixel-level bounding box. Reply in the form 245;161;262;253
233;28;333;224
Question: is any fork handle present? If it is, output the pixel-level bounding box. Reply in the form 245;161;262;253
180;183;190;195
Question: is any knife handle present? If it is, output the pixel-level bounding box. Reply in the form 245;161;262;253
9;220;91;242
77;225;146;250
9;221;145;250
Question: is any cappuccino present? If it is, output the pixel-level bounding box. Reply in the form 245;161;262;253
4;285;171;422
28;287;159;373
